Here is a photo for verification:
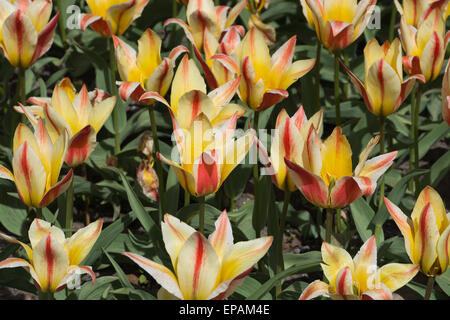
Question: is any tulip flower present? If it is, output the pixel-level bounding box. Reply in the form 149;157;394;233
384;186;450;276
302;0;377;51
112;28;189;104
17;78;116;167
256;106;323;191
157;108;255;198
300;0;315;28
0;121;72;208
230;27;315;111
341;38;425;116
246;0;276;44
0;218;102;293
164;0;247;52
299;236;419;300
124;211;273;300
284;127;397;209
139;55;247;130
80;0;150;37
0;0;59;68
400;0;450;82
442;59;450;126
394;0;449;28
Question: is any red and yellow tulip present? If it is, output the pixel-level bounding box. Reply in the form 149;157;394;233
302;0;377;51
0;0;59;68
124;211;273;300
442;59;450;126
80;0;150;37
164;0;247;52
394;0;449;27
17;78;116;167
232;27;316;111
400;0;450;82
284;127;397;209
112;28;188;104
257;106;323;191
341;38;425;116
0;218;102;293
299;236;419;300
157;108;255;197
139;55;246;130
0;121;72;208
384;186;450;276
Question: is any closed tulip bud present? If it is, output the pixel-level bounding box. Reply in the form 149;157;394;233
400;0;450;82
124;212;272;300
257;106;323;191
80;0;150;37
16;78;116;167
0;219;102;293
137;159;159;202
113;28;188;104
0;121;72;208
0;0;59;68
299;236;419;300
303;0;377;51
285;127;397;209
341;38;425;116
384;186;450;276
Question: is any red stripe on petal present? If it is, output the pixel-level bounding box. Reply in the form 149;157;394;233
45;234;54;291
192;233;205;299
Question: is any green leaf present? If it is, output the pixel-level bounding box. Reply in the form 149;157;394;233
0;193;28;237
234;276;272;300
349;198;375;242
102;249;133;289
371;169;428;226
436;269;450;297
77;276;119;300
246;251;322;300
115;168;158;232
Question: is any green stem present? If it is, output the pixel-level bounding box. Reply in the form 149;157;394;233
343;50;350;99
148;106;166;221
66;178;74;236
335;209;342;234
388;4;397;42
184;189;190;207
325;208;333;243
169;0;178;48
108;38;120;155
374;224;382;245
378;115;386;209
413;83;422;196
276;191;291;299
18;67;26;122
252;111;260;234
424;276;435;300
36;207;42;220
409;86;416;193
198;196;205;233
314;42;322;110
56;0;67;47
334;52;341;126
38;291;54;300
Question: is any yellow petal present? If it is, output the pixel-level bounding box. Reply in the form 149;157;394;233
411;186;448;233
220;236;273;281
88;96;117;133
376;263;419;293
323;0;357;23
321;241;354;292
161;214;196;270
320;127;353;186
176;232;221;300
170;55;206;113
32;233;69;292
28;218;65;249
66;219;103;265
137;28;163;79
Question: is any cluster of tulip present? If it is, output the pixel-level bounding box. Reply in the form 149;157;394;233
0;0;447;301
